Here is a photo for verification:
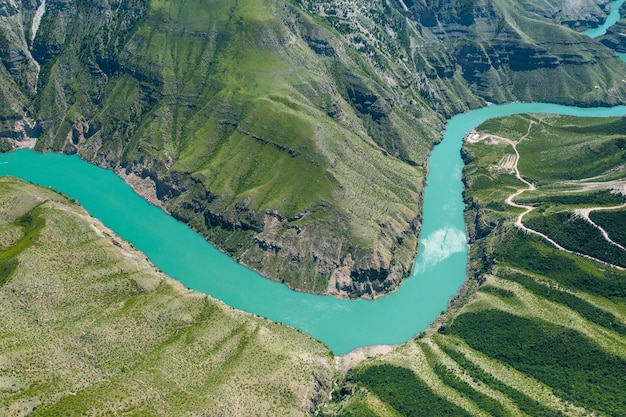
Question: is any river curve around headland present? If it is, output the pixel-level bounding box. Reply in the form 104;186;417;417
2;6;626;354
2;101;625;355
584;0;625;38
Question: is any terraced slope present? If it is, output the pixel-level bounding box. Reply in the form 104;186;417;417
325;114;626;416
0;177;334;416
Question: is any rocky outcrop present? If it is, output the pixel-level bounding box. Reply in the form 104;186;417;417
0;117;40;151
0;1;18;17
547;0;609;30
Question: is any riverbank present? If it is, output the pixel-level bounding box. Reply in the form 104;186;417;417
0;177;335;416
2;103;626;356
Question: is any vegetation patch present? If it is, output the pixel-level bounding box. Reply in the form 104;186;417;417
448;309;626;416
437;342;565;417
589;209;626;247
501;269;626;336
0;204;45;287
524;211;626;267
430;363;509;416
495;232;626;301
352;364;471;417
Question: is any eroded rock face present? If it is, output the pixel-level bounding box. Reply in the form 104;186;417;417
0;118;40;151
0;0;18;18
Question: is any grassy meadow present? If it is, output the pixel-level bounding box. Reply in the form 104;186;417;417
324;114;626;416
0;177;334;416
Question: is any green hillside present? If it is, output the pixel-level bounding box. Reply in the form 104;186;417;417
0;177;334;416
325;114;626;416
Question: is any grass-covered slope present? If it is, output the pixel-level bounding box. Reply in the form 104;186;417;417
27;0;446;298
323;114;626;416
0;177;334;416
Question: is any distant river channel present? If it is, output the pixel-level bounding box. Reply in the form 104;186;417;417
2;23;626;356
584;0;625;38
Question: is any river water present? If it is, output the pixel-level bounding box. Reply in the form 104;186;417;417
3;102;625;354
584;0;625;38
1;13;625;355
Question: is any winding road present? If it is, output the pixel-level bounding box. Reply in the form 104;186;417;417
472;121;626;271
574;205;626;251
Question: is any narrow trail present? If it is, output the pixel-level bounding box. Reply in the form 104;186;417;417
575;205;626;251
473;121;626;271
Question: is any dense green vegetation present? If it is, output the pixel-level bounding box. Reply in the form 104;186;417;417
524;210;626;267
449;310;626;416
590;208;626;246
428;361;509;416
501;269;626;336
514;189;625;206
437;343;566;417
515;117;626;183
496;232;626;301
352;365;471;417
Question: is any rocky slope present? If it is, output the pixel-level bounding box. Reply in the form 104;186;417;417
1;0;625;298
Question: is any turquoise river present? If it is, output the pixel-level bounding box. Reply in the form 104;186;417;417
2;103;625;355
584;0;625;37
1;9;625;354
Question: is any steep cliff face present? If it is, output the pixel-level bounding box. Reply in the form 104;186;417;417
1;0;625;298
0;0;37;141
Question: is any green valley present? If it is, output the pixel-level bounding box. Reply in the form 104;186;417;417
4;110;624;417
3;0;626;415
